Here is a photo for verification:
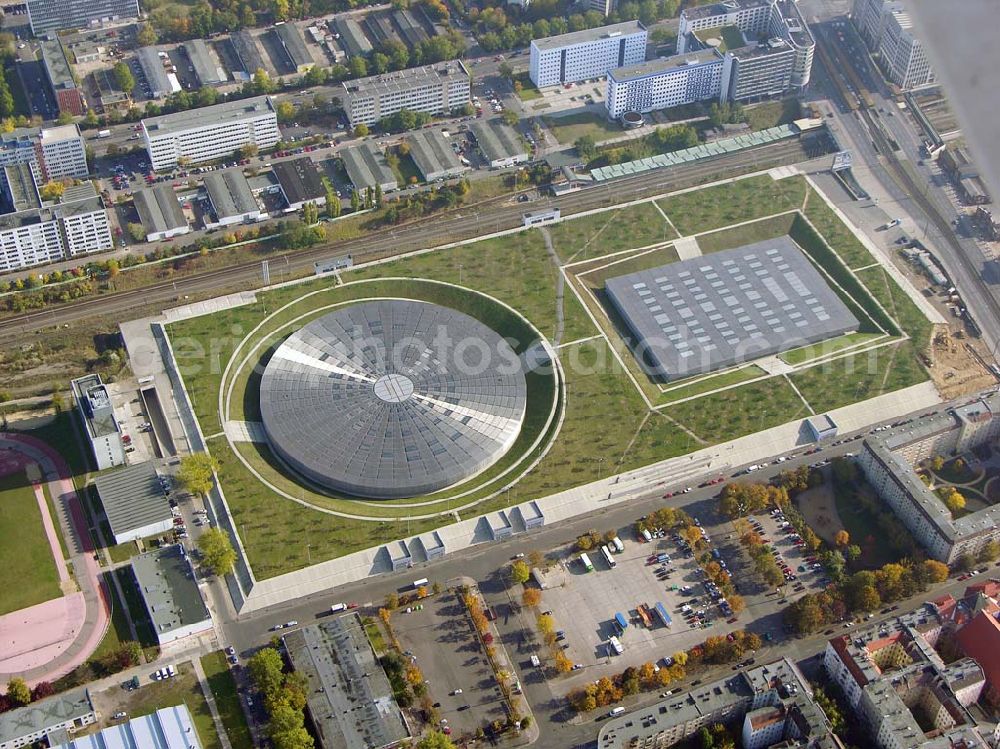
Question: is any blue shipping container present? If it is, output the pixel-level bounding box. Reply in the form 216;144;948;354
614;612;628;632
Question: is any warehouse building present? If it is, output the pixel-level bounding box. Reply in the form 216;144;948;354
25;0;139;35
605;237;859;380
93;461;174;545
469;119;529;168
137;46;174;99
283;615;409;749
529;21;647;88
134;184;190;241
52;706;201;749
333;16;373;57
184;39;226;85
40;39;85;116
131;544;212;645
341;142;398;193
393;9;428;47
232;30;267;78
273;22;314;74
203;169;263;227
407;129;469;182
141;96;279;171
71;373;125;471
342;61;471;128
365;12;396;46
272;157;327;211
0;688;95;749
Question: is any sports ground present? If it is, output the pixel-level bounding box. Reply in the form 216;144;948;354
164;170;936;579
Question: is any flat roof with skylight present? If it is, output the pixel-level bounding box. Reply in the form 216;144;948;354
605;237;859;380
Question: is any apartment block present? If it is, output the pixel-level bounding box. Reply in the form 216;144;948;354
342;61;471;129
25;0;139;35
529;21;647;88
141;96;279;171
859;394;1000;564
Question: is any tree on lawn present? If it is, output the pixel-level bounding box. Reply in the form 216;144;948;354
416;731;457;749
834;530;850;547
197;527;236;576
178;452;219;496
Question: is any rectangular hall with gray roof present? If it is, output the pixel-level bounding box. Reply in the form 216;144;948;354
407;129;469;183
137;46;173;98
605;237;859;380
341;142;397;193
283;614;409;749
334;16;373;57
92;461;174;544
203;169;262;228
231;30;267;77
134;184;190;242
183;39;226;85
469;119;529;168
131;544;212;644
273;23;314;73
272;157;327;211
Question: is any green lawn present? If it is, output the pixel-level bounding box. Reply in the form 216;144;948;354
114;566;159;648
201;652;253;749
114;661;223;749
830;484;903;569
572;244;681;293
779;332;886;365
855;265;934;347
542;112;623;144
803;187;876;270
549;202;678;263
89;573;128;663
390;150;422;187
657;365;768;404
657;175;807;235
745;98;801;131
513;72;541;101
789;340;927;414
0;471;63;615
364;617;389;655
694;214;796;254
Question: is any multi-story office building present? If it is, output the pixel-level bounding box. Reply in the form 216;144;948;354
342;61;471;129
677;0;814;89
852;0;902;51
26;0;138;35
40;39;85;116
70;374;126;470
56;186;113;257
606;50;724;119
877;8;934;90
141;96;279;171
721;39;797;100
529;21;647;88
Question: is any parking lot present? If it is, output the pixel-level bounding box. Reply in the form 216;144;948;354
392;588;507;738
536;526;740;683
742;509;829;598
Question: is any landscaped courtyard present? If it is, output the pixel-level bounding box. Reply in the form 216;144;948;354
163;171;937;579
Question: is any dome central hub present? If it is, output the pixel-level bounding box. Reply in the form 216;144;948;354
373;373;415;403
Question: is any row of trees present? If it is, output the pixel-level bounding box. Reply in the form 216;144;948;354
0;677;60;713
246;647;313;749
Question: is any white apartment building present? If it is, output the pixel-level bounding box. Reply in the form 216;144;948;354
606;50;724;119
141;96;280;171
0;213;64;272
529;21;647;88
0;124;88;184
677;0;813;89
57;197;114;257
878;9;934;90
342;61;471;129
70;374;125;471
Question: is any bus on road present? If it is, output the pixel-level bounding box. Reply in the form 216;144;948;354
580;553;594;572
601;545;617;569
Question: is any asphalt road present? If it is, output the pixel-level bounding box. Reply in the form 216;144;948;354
0;137;823;342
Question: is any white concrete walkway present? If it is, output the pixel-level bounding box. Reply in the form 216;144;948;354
674;236;703;260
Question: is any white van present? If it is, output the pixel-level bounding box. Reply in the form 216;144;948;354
609;706;626;717
330;603;347;613
530;654;541;667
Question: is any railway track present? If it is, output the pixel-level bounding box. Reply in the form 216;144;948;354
0;137;815;342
